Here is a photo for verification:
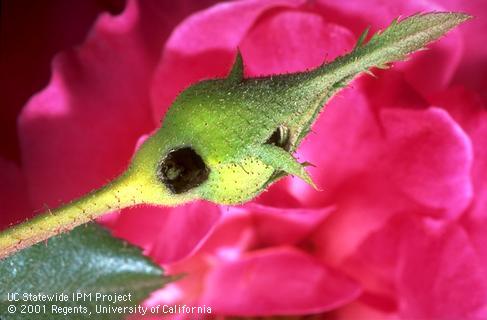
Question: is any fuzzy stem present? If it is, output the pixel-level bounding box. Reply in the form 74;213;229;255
0;173;144;259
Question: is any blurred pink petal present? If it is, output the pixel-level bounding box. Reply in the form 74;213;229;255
432;87;487;220
298;104;472;218
345;214;487;317
341;215;411;314
398;219;487;318
150;0;304;120
291;85;379;207
242;203;334;247
379;107;472;219
200;247;360;315
463;218;487;277
309;178;415;267
359;69;428;110
19;0;162;209
149;202;221;264
300;106;472;275
0;158;31;229
102;206;162;249
240;9;355;75
106;202;221;264
332;300;398;320
193;203;333;254
0;0;125;161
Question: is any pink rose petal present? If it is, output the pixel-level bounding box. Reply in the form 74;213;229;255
345;214;487;317
297;103;473;218
359;69;428;111
0;0;124;161
240;9;355;75
194;203;332;255
309;179;417;267
200;247;360;315
339;215;414;314
332;300;397;320
398;220;487;318
150;0;304;120
19;0;167;209
290;85;379;207
102;206;166;254
463;218;487;278
298;107;472;276
380;107;473;219
148;201;221;264
344;215;407;293
432;87;487;220
227;203;334;247
0;158;31;229
255;179;302;208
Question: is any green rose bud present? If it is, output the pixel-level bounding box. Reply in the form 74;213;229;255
0;12;471;259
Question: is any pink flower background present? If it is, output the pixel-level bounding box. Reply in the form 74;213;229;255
1;0;487;318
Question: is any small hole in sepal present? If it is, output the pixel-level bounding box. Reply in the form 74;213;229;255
266;125;290;151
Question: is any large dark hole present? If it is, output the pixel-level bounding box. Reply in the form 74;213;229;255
158;147;209;194
266;125;290;151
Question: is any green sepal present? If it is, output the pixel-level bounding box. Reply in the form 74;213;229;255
353;26;370;51
227;49;244;82
254;144;317;189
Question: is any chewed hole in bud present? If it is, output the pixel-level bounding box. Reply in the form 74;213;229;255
159;147;209;194
266;125;290;151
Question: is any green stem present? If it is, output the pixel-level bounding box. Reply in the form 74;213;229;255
0;173;143;259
